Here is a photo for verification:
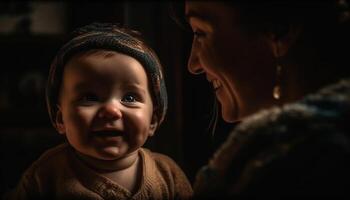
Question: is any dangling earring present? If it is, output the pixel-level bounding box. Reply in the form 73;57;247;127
273;49;282;100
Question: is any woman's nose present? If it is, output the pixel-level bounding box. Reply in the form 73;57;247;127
187;43;204;75
98;102;122;120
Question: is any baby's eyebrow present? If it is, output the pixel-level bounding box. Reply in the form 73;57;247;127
73;82;91;91
124;84;147;95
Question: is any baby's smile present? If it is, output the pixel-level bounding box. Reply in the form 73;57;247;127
92;130;123;137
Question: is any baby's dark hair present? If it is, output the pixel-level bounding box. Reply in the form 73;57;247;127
46;22;168;130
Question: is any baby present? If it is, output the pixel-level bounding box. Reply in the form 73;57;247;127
8;23;192;200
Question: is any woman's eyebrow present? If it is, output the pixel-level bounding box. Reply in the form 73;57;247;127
185;10;214;23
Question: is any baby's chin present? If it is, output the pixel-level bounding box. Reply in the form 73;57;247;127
94;146;127;160
75;146;124;161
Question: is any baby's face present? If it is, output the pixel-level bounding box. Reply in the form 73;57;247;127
56;50;156;160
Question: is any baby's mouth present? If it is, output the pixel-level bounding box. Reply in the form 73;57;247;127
92;130;123;137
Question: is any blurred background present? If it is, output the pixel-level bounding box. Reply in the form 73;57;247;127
0;1;233;195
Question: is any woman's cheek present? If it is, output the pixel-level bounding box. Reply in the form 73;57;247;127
200;39;223;73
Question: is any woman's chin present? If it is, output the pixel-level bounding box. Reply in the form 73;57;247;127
221;105;238;123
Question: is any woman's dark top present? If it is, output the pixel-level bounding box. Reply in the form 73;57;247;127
194;78;350;197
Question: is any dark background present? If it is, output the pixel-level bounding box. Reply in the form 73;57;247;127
0;1;233;195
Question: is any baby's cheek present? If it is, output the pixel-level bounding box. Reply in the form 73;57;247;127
131;110;152;127
126;110;152;137
74;107;96;127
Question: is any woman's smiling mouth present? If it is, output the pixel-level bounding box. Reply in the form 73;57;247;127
213;79;222;91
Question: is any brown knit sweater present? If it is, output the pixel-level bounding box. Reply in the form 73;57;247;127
7;143;193;200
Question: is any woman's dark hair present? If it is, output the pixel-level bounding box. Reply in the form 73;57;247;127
170;1;349;34
233;1;350;86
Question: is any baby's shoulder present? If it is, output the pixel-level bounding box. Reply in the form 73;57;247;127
34;143;70;163
24;143;71;176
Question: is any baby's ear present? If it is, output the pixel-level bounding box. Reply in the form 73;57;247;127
148;114;158;137
55;105;66;135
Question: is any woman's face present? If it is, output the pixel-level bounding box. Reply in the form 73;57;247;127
185;2;276;122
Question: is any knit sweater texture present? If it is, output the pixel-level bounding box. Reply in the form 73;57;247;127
194;79;350;197
7;143;193;200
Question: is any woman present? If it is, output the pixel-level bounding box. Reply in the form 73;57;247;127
174;0;350;197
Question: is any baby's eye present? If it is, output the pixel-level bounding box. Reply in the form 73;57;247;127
79;93;99;103
121;93;137;103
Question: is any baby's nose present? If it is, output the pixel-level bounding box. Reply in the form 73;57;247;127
98;102;122;120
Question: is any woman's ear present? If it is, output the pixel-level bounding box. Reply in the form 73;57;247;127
270;24;303;57
148;114;158;137
55;105;66;135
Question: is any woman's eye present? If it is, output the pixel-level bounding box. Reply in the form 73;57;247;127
193;30;206;38
121;94;137;103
